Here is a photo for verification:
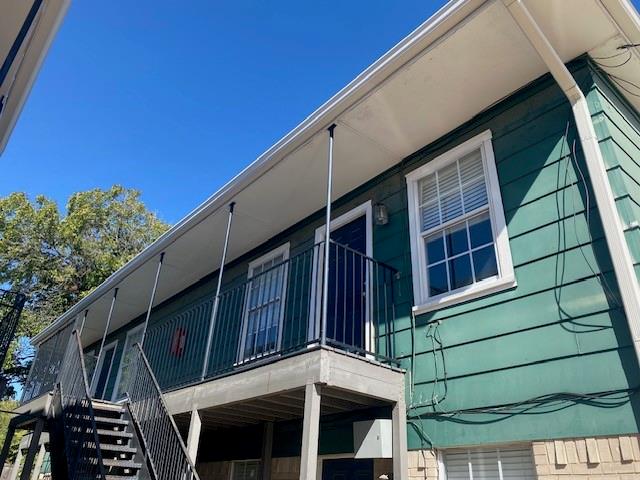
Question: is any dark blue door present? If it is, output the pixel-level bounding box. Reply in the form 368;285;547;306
326;215;367;351
322;458;373;480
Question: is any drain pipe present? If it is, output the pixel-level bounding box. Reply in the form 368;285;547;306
503;0;640;366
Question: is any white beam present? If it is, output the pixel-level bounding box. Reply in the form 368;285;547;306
392;395;409;480
186;408;202;465
299;383;321;480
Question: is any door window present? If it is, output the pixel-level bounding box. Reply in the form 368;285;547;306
113;325;144;400
92;343;116;400
231;460;260;480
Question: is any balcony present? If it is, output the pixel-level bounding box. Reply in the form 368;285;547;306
143;240;399;392
22;240;399;404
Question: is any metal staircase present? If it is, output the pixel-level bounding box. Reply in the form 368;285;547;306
49;330;196;480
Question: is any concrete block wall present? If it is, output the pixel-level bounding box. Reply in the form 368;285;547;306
532;435;640;479
408;449;439;479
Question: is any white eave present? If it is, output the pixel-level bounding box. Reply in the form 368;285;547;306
33;0;640;346
0;0;70;154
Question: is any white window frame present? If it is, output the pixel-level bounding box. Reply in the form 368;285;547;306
309;200;374;349
406;130;515;314
90;340;117;400
237;242;290;363
439;443;536;480
111;323;145;401
229;459;261;480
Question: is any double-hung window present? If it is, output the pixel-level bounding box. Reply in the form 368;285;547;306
239;243;289;362
406;130;514;312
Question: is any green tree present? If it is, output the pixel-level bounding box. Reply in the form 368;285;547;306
0;186;169;392
0;399;23;461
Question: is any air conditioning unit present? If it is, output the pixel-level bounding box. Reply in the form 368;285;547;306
353;419;392;458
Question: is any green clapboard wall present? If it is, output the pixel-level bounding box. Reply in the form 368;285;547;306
89;57;640;452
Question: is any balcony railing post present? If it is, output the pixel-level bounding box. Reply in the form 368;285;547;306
201;201;236;380
140;252;165;349
321;124;337;346
90;287;118;392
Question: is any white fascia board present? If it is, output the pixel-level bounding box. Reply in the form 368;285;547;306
33;0;487;345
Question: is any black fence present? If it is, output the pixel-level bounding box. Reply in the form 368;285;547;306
145;240;398;391
126;343;199;480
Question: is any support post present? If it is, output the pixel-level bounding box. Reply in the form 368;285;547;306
321;124;336;345
8;446;22;480
201;202;236;380
29;443;45;480
19;419;43;480
299;383;321;480
78;309;89;335
186;407;202;465
91;288;118;391
392;395;408;480
140;252;165;348
261;422;274;480
0;418;17;471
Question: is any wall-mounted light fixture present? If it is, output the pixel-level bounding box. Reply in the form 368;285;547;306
374;202;389;225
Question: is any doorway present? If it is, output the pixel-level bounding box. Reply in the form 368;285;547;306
322;458;374;480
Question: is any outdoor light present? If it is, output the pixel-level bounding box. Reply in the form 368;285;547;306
374;202;389;225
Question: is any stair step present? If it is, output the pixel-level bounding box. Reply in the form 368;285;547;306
88;443;137;454
96;428;134;439
103;458;142;469
94;415;129;426
105;476;138;480
91;400;125;413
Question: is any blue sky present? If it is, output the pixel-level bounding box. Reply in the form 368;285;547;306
2;0;639;224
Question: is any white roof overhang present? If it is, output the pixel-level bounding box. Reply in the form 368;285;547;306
33;0;640;346
0;0;70;154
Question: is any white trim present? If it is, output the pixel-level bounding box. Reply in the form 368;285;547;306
91;340;117;400
111;323;145;401
237;243;291;363
310;201;374;346
406;130;516;313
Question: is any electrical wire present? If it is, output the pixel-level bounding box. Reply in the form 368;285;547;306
407;387;639;419
591;50;633;69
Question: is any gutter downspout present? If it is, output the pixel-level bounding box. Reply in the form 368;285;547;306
503;0;640;367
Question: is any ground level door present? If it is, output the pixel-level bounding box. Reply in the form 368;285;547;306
322;458;373;480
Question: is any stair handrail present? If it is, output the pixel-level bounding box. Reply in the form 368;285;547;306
126;342;200;480
56;329;107;479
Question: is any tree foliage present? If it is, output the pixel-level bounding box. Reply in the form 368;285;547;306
0;186;169;392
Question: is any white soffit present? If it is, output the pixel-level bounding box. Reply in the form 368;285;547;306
38;0;640;345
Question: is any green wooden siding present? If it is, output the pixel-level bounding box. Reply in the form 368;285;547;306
587;62;640;283
89;57;640;451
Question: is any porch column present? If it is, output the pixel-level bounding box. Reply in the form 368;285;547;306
261;422;274;480
29;443;46;480
299;383;321;480
20;419;44;480
392;395;408;480
186;407;202;465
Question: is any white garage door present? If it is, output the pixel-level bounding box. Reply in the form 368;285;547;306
443;445;537;480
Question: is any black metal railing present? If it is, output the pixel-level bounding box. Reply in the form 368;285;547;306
22;322;74;404
145;240;398;391
54;330;106;479
0;289;26;374
126;343;200;480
